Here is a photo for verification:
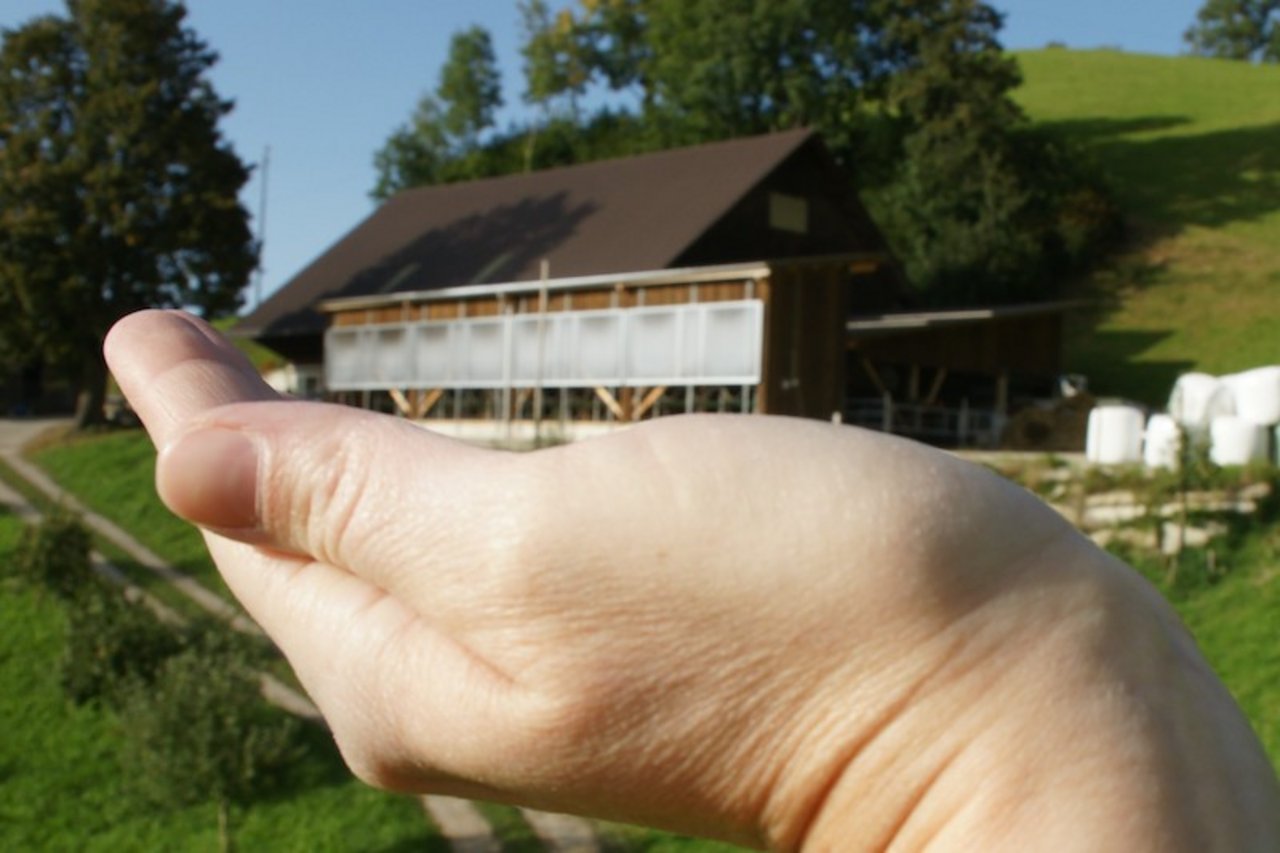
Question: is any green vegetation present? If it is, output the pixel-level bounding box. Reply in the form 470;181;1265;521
0;0;255;426
19;428;746;849
1013;49;1280;403
0;509;439;850
375;1;1115;305
29;428;226;598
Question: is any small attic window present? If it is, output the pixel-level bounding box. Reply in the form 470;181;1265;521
769;192;809;234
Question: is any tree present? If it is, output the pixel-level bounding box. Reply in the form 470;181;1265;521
1185;0;1280;62
373;0;1120;304
864;0;1121;303
0;0;255;426
545;0;890;155
371;25;504;200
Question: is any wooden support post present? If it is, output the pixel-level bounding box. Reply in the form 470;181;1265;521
632;386;668;420
388;388;413;417
861;357;888;397
995;371;1010;417
619;387;635;421
924;368;948;407
908;365;920;401
593;386;625;421
514;388;534;421
416;388;444;419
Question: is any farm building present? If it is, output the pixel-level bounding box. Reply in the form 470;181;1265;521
238;129;1074;446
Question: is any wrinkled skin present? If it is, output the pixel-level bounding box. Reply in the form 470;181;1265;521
106;310;1279;851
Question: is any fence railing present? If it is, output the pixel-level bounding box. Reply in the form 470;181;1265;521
846;395;1005;448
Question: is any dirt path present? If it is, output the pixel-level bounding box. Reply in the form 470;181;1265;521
0;419;599;852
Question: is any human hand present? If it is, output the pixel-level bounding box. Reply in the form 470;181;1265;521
105;310;1279;850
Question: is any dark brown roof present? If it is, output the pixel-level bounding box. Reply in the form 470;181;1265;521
237;129;818;341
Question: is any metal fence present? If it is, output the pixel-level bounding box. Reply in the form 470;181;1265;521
846;395;1005;448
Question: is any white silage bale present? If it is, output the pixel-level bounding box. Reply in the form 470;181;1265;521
1219;367;1280;426
1168;372;1235;430
1209;416;1269;467
1143;413;1181;469
1086;404;1145;465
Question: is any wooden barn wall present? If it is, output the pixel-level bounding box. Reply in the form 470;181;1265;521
326;281;752;329
849;314;1064;377
758;265;847;419
675;143;888;268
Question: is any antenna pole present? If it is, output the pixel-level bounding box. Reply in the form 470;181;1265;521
254;145;271;310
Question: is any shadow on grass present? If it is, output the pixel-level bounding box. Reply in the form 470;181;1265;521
1065;325;1195;405
1046;117;1280;232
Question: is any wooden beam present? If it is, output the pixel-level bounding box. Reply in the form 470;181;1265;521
593;386;625;420
860;357;889;397
924;369;948;407
415;388;445;419
389;388;412;417
514;388;534;420
633;386;668;420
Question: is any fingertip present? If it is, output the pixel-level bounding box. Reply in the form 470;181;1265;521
157;425;262;532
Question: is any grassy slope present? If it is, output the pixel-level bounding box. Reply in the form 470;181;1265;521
27;430;743;850
1013;50;1280;404
0;510;440;851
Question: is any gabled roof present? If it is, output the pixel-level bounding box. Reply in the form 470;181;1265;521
237;128;818;341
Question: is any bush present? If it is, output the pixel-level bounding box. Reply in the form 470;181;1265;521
60;577;185;706
14;506;92;598
118;630;301;850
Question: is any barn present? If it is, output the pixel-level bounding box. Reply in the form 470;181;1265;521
237;129;1073;446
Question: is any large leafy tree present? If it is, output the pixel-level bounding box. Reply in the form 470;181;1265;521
0;0;254;425
374;0;1120;305
1185;0;1280;62
371;26;505;200
866;0;1122;304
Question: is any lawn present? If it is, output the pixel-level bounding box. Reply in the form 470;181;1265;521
1013;49;1280;404
23;429;747;850
0;509;441;851
29;428;226;600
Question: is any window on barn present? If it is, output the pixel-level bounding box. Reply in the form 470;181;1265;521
768;193;809;234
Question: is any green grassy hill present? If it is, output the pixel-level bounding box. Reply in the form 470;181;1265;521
1013;49;1280;404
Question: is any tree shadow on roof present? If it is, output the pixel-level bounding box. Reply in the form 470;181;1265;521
338;192;599;299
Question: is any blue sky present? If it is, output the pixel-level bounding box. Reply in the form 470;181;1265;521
1;0;1204;309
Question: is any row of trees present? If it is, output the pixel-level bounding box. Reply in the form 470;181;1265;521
373;0;1124;307
12;508;298;852
0;0;1271;425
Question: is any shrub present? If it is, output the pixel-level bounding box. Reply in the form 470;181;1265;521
60;578;185;706
14;506;92;598
118;631;300;851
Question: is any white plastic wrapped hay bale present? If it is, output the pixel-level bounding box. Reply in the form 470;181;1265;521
1086;404;1145;465
1168;372;1235;431
1209;416;1269;467
1219;366;1280;426
1143;413;1182;469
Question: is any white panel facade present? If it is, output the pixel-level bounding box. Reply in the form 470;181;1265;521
325;299;764;391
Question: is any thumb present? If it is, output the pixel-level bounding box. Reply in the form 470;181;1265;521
154;400;531;610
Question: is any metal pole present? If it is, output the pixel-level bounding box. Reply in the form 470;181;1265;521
535;259;549;443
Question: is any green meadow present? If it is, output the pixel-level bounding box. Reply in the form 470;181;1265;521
1014;49;1280;404
4;47;1278;849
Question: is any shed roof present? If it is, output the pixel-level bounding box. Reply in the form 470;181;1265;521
238;128;818;341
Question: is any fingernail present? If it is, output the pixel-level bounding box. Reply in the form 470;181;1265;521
157;427;261;530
